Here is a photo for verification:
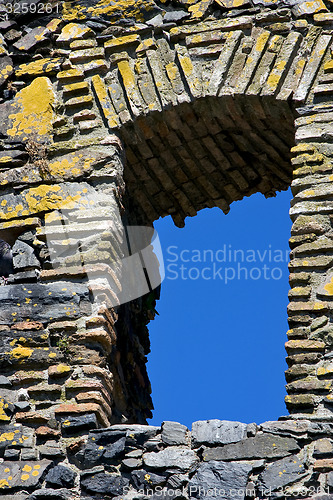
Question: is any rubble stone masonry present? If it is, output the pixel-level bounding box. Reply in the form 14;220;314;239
1;0;333;497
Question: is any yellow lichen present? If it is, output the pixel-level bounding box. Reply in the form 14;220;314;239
180;56;194;77
7;77;55;138
10;347;33;359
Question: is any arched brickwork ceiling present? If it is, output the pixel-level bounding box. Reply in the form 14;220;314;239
90;24;322;227
122;96;295;227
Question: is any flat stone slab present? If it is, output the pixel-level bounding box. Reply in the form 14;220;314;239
192;420;247;447
144;447;198;471
81;473;129;496
259;455;307;491
203;434;299;461
0;460;51;490
260;420;310;436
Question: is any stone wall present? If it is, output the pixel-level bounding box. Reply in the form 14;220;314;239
1;418;333;499
2;0;333;497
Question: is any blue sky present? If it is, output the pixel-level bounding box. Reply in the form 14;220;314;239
147;188;292;429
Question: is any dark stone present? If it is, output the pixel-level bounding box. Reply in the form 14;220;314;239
0;239;13;277
189;461;252;500
7;270;40;284
166;474;189;489
162;421;187;446
12;240;40;271
81;473;129;496
131;469;168;489
202;434;299;461
164;10;190;22
84;435;126;467
0;282;90;326
13;27;47;52
45;465;77;489
28;489;71;500
104;437;127;459
259;455;307;491
144;435;163;451
86;21;108;30
2;399;15;416
0;425;32;456
61;414;97;435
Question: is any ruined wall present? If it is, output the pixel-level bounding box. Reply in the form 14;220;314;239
1;0;333;497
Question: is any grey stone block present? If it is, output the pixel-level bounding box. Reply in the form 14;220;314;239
4;448;20;460
202;434;299;461
189;461;252;500
326;471;333;487
28;489;71;500
144;447;198;471
0;460;51;490
162;421;187;445
39;441;65;459
259;455;307;491
192;420;247;447
12;240;40;270
14;401;31;412
21;448;38;460
260;420;310;436
0;375;12;387
164;11;190;22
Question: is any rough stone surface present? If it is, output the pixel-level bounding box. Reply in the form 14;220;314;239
202;434;299;461
192;420;247;447
81;473;129;496
144;447;198;470
189;461;252;500
259;455;307;491
45;465;76;488
161;421;188;445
